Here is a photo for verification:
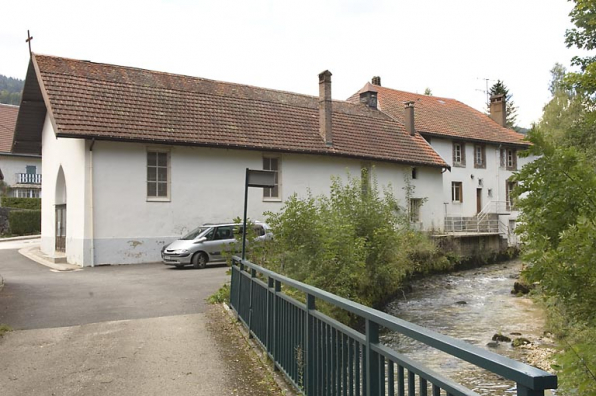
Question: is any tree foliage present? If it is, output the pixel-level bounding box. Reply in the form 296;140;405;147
0;74;24;105
261;171;450;323
513;2;596;392
486;80;518;129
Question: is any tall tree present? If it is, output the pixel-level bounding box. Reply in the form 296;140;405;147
486;80;518;129
423;87;433;96
513;1;596;393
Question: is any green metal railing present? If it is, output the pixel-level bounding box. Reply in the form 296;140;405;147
230;257;557;396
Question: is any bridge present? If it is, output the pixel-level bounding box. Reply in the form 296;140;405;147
230;257;557;396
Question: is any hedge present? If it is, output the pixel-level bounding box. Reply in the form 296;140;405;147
8;210;41;235
1;197;41;210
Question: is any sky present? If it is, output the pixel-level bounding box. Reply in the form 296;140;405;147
1;0;579;128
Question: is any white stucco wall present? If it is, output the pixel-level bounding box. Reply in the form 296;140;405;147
0;154;41;193
429;137;528;219
89;141;444;265
40;115;90;265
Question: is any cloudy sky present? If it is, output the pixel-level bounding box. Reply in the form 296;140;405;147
2;0;578;128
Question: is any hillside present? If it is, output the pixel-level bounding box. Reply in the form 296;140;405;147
0;74;24;105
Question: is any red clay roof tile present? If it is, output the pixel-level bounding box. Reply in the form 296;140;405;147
29;54;447;168
348;85;528;146
0;104;19;153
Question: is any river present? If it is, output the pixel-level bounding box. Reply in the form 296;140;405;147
382;259;555;395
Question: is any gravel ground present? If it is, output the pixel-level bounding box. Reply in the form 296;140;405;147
205;304;296;396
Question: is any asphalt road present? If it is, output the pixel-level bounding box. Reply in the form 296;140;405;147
0;245;287;395
0;248;228;330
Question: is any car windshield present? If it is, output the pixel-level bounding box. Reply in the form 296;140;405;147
180;226;211;240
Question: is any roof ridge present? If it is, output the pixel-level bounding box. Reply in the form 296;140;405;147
38;56;386;118
34;53;327;105
374;85;459;103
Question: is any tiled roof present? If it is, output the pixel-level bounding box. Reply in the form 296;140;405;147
25;54;447;168
348;84;528;146
0;104;19;152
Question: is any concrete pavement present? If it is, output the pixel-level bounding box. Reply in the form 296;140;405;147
0;240;291;395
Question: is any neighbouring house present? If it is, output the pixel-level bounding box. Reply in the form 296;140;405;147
349;78;531;248
12;55;448;266
0;103;42;200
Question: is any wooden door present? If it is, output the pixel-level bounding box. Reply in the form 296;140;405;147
55;204;66;252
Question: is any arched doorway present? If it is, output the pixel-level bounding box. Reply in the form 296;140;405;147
55;167;67;252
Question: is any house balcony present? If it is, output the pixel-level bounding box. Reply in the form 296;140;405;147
444;200;511;235
16;173;42;185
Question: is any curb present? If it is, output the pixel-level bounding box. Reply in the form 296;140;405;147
0;235;41;242
18;246;82;272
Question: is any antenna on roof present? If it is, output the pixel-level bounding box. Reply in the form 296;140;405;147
26;30;33;56
476;77;496;107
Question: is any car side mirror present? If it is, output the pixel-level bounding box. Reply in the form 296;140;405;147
194;237;207;243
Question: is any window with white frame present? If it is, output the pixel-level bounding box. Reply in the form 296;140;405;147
474;144;485;168
14;188;40;198
147;150;170;200
451;182;463;203
453;142;465;167
263;157;280;200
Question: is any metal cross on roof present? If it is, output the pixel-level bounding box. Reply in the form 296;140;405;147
26;30;33;55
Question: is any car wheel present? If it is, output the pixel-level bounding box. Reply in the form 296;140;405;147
193;252;208;269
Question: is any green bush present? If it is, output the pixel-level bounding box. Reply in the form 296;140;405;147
8;209;41;235
1;197;41;210
262;171;450;324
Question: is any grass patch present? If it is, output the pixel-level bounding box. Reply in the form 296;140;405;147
0;324;12;337
208;283;230;304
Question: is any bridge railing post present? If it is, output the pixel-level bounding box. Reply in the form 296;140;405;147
366;319;380;396
247;268;256;338
305;293;316;395
517;384;544;396
272;279;281;372
266;276;274;354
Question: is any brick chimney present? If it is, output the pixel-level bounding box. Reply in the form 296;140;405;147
404;101;415;136
489;94;506;127
371;76;381;86
319;70;333;146
359;83;378;110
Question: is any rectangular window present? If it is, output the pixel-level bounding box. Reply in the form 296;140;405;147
453;142;465;167
15;188;40;198
452;182;463;203
26;165;37;174
263;157;280;200
506;149;517;170
409;198;422;223
411;167;418;180
147;150;170;200
474;145;486;168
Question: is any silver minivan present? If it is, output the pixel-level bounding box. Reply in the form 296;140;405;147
162;222;271;269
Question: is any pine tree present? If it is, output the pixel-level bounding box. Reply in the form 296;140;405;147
486;80;518;129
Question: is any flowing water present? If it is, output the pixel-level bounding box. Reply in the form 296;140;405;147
382;259;553;395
